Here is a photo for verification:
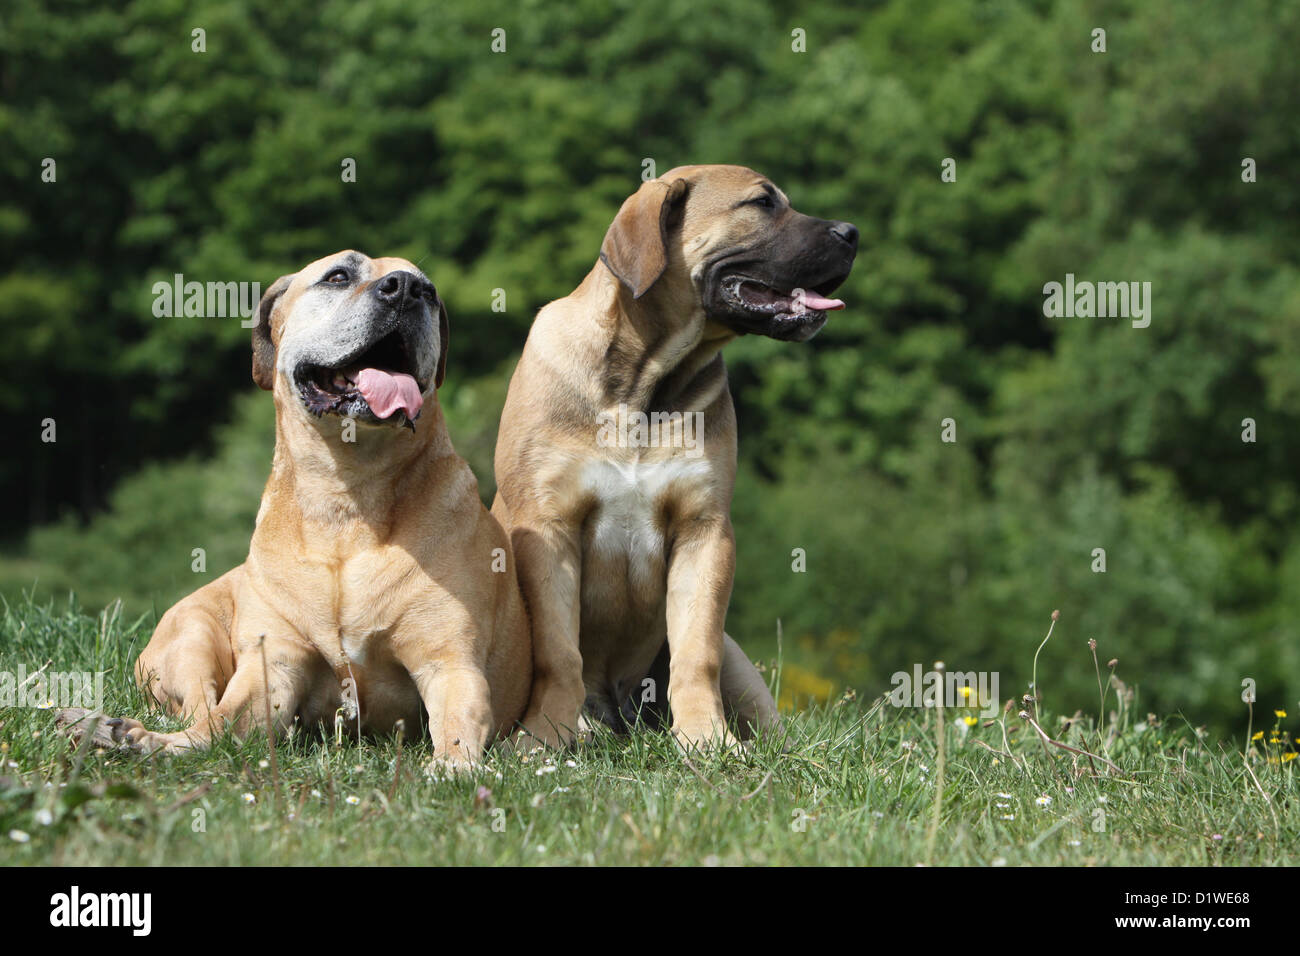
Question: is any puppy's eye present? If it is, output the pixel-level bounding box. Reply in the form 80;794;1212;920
749;194;776;210
322;268;351;285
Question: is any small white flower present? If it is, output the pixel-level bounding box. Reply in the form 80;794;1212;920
258;760;269;769
1000;814;1016;820
9;830;30;843
1068;840;1081;847
311;789;322;798
564;760;577;768
34;809;53;826
241;792;256;804
1097;795;1108;804
1035;795;1052;807
345;795;360;805
996;792;1013;799
535;765;557;776
992;856;1007;866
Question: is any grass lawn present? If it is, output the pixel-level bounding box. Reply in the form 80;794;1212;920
1;595;1295;867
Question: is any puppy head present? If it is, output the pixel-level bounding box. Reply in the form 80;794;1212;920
600;164;858;342
251;251;449;432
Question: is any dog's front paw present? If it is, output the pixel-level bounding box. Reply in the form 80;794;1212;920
423;754;479;780
671;722;741;755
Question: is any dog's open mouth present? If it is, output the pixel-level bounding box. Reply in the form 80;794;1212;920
294;331;426;430
720;276;846;321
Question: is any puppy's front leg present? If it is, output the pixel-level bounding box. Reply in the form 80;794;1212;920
509;523;586;750
665;516;738;752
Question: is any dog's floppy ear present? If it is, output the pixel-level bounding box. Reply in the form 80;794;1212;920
251;273;295;391
599;177;689;299
434;293;449;390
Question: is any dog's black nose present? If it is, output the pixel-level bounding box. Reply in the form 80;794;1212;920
830;221;859;249
374;270;430;306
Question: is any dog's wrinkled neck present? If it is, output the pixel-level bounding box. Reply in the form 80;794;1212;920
264;395;451;532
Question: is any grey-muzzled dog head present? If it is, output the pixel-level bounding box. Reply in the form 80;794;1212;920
250;250;448;431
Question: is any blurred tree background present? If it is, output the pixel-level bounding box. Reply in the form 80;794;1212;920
2;0;1297;733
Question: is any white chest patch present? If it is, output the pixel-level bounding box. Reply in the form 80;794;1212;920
581;457;712;575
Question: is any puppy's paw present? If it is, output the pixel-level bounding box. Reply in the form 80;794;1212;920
499;730;552;760
504;718;575;755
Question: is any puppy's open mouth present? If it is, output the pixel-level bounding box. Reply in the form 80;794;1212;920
294;331;426;430
720;276;845;322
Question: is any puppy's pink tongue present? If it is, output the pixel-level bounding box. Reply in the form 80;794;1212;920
800;292;845;311
354;368;423;421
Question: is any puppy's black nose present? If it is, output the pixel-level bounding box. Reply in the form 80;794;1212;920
374;270;430;306
830;221;859;249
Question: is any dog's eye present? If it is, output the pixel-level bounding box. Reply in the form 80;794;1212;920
748;194;776;210
322;268;351;285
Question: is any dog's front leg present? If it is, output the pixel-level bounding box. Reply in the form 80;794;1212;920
408;661;494;776
665;516;738;752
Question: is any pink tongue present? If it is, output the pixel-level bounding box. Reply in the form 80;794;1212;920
800;292;846;311
354;368;423;421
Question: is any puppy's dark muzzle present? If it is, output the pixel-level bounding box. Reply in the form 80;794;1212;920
829;220;859;252
703;213;859;340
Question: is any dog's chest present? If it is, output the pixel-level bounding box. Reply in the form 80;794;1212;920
312;550;414;668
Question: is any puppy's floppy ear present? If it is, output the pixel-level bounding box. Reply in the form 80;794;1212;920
434;293;449;390
250;273;295;391
599;177;689;299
